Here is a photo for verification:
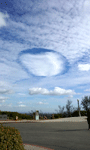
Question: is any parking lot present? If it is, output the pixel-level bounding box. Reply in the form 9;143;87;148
1;120;90;150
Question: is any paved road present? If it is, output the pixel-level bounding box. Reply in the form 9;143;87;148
1;117;90;150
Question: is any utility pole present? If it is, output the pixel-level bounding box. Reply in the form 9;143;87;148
77;99;81;117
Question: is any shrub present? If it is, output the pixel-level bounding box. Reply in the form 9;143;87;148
0;123;25;150
44;116;47;119
54;114;61;119
39;116;43;120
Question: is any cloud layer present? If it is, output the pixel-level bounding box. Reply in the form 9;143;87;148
0;0;90;113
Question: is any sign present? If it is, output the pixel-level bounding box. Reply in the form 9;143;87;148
16;116;18;120
35;110;39;120
0;115;7;120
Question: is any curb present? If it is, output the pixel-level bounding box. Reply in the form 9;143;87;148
0;120;87;124
23;143;54;150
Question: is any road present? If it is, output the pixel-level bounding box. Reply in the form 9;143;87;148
1;117;90;150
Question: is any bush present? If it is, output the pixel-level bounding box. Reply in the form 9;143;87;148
71;111;79;117
54;114;62;119
44;116;47;119
39;116;43;120
0;123;25;150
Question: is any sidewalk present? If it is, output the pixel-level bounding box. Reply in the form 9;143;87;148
0;116;87;124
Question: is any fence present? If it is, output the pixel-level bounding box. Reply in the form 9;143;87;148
0;115;8;120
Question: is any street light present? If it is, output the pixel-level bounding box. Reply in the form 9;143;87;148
77;99;81;117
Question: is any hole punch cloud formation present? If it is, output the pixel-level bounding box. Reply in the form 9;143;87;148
20;51;66;77
18;48;70;78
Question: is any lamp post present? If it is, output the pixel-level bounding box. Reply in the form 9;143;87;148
77;99;81;117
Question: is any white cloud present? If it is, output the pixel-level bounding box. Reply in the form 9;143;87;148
82;0;90;14
18;104;26;107
0;62;29;81
37;101;48;105
29;87;49;95
0;103;12;107
8;103;12;107
0;96;9;103
84;89;90;92
29;87;76;96
78;64;90;71
0;12;9;27
50;87;76;95
20;52;64;76
66;95;73;99
0;88;13;94
17;101;27;106
18;93;26;96
17;101;23;104
0;81;12;89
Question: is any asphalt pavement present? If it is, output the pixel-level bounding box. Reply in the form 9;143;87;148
1;116;90;150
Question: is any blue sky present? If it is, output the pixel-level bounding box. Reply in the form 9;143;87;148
0;0;90;114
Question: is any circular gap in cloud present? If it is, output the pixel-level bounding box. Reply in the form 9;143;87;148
18;48;70;77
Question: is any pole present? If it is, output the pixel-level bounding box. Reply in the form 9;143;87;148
77;99;81;117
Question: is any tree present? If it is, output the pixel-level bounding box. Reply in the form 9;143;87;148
66;100;71;115
66;100;83;116
80;96;90;111
27;110;34;117
55;99;82;117
66;100;80;114
39;110;44;117
55;106;65;115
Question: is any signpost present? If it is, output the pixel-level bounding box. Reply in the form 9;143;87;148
77;99;81;117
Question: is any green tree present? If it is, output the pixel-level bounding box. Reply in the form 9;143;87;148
55;99;82;117
55;105;65;116
80;96;90;111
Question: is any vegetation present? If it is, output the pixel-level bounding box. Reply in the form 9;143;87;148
80;96;90;111
0;95;90;120
0;123;26;150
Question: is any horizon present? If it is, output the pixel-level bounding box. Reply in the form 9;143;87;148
0;105;86;115
0;0;90;114
0;108;86;115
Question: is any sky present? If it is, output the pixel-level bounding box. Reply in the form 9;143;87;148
0;0;90;114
